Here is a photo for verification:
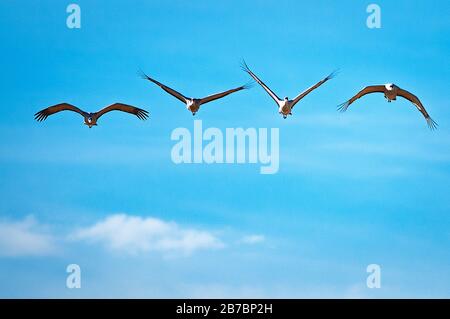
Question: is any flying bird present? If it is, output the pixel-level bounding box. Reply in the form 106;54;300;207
241;60;337;119
34;103;149;128
338;83;437;129
139;70;250;115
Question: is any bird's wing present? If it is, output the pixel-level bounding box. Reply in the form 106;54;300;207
337;85;386;112
139;70;188;104
291;70;338;108
397;88;437;130
241;60;282;106
199;83;252;105
95;103;149;120
34;103;87;122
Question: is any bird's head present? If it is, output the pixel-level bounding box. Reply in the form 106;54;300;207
284;97;289;101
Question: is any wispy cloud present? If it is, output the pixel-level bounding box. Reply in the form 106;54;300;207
280;121;450;178
0;216;57;257
239;234;265;245
0;143;168;165
70;214;224;256
320;141;450;162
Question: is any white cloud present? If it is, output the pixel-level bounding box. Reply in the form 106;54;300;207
71;214;224;255
239;234;265;245
0;216;56;257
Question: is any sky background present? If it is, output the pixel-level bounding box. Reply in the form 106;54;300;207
0;0;449;298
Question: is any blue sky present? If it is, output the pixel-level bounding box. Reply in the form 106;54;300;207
0;0;449;298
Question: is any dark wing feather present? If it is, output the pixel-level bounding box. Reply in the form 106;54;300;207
291;70;338;108
199;83;251;105
338;85;386;112
139;70;188;104
34;103;87;122
241;60;282;106
95;103;149;121
397;88;437;130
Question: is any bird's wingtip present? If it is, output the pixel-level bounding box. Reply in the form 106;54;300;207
137;68;150;80
337;101;350;113
240;59;251;73
34;110;45;121
426;117;438;130
242;81;255;90
327;69;340;80
137;107;150;120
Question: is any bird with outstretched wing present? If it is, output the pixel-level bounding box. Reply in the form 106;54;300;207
35;103;149;128
338;84;437;130
139;70;250;115
241;60;337;118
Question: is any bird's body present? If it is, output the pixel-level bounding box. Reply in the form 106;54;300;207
384;83;398;101
186;99;201;115
139;71;249;115
338;83;437;129
279;99;293;117
85;113;97;127
34;103;149;127
241;60;337;119
83;112;111;127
